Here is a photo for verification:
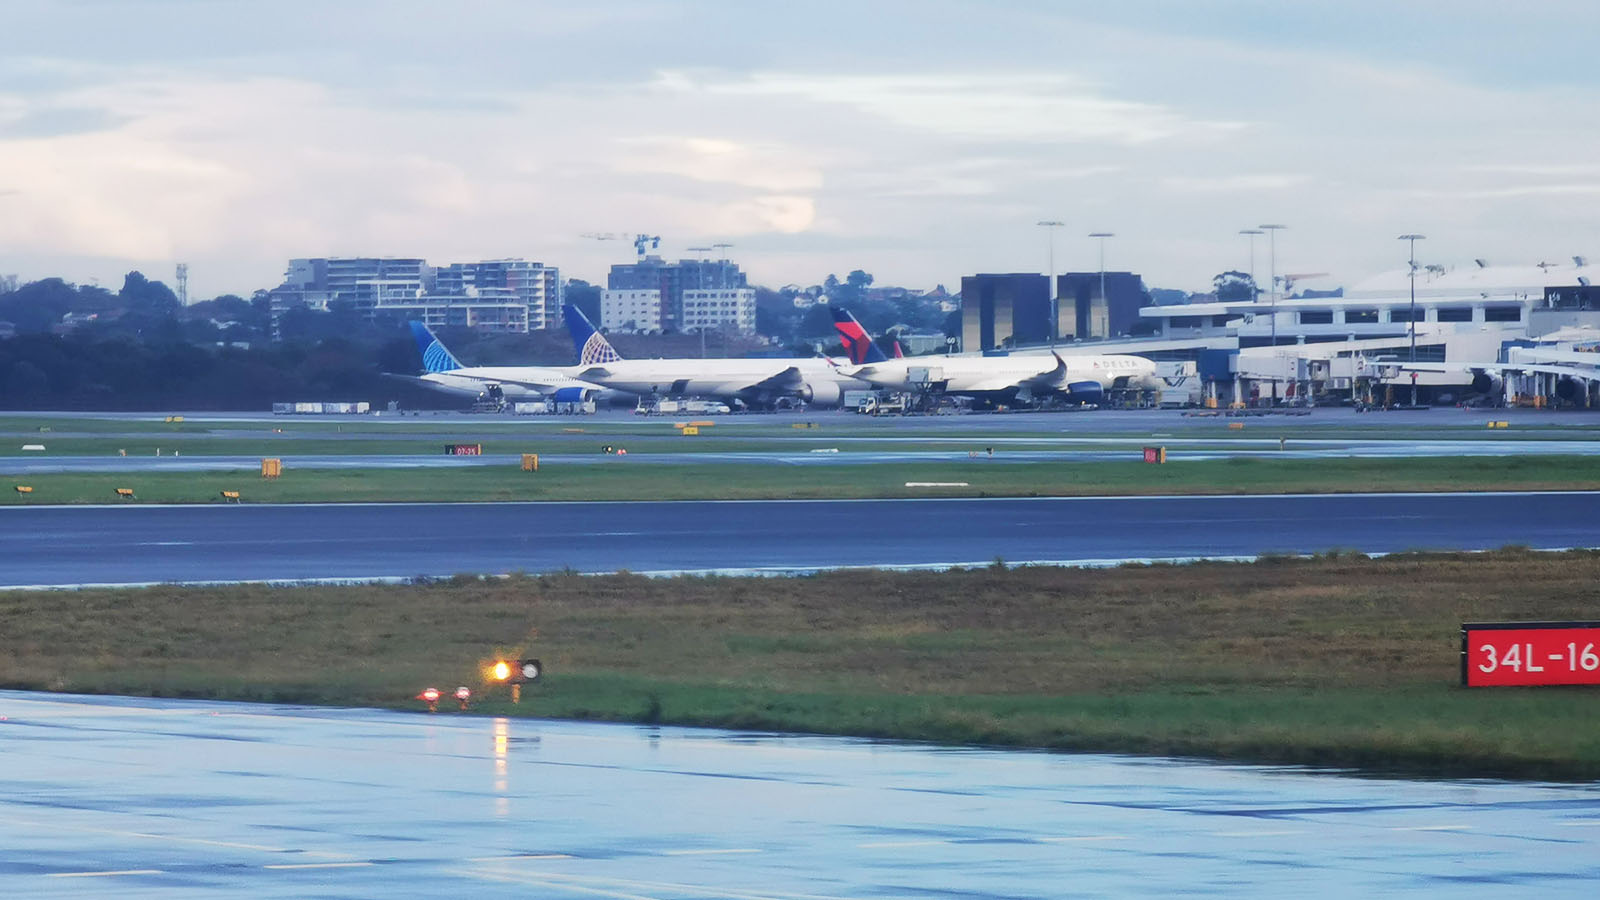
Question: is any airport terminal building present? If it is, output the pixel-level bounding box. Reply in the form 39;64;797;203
981;259;1600;407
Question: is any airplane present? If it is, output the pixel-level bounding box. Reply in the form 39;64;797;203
564;304;870;408
404;321;619;405
829;307;1159;406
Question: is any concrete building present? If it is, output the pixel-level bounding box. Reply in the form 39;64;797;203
602;289;665;332
429;259;561;330
959;273;1049;352
269;256;560;337
1056;271;1148;340
680;288;757;334
606;255;751;333
1125;259;1600;406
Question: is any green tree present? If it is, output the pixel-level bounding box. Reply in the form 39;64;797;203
1212;271;1258;303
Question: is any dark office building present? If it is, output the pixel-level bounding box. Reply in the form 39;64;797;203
1055;271;1149;340
960;273;1050;352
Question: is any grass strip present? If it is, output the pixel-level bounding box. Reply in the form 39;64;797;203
8;454;1600;504
3;550;1599;780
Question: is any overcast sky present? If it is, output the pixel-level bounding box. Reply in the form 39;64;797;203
3;0;1598;298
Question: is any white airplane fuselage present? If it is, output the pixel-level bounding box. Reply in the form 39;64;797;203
849;353;1160;397
578;358;870;407
418;366;614;401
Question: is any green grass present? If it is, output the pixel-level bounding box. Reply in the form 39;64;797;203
8;454;1600;505
5;551;1600;779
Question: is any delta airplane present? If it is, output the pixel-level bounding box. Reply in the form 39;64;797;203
830;307;1159;406
565;304;876;408
405;321;617;404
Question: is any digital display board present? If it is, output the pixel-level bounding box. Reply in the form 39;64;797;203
1461;622;1600;687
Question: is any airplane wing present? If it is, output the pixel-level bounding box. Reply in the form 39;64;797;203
1022;353;1069;388
961;377;1036;393
1398;361;1600;379
953;355;1068;394
745;366;806;392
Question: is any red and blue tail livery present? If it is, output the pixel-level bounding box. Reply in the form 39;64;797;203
829;306;890;364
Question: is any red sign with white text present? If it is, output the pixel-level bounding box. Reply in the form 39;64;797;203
1462;623;1600;687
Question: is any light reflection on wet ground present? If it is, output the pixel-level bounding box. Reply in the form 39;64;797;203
2;691;1597;898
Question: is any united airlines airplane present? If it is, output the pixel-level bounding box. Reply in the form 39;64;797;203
565;305;871;408
404;321;615;404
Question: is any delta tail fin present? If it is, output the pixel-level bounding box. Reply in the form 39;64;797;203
828;306;890;365
410;321;464;373
563;304;623;365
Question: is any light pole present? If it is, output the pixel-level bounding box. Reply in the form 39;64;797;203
1239;229;1263;300
1259;224;1287;403
1089;232;1115;333
1399;233;1426;407
1038;220;1064;345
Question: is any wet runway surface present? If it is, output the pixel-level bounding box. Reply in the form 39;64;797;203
2;691;1596;898
7;436;1600;474
3;492;1598;587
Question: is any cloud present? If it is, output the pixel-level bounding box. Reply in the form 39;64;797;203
613;136;823;193
1159;174;1311;193
654;70;1244;144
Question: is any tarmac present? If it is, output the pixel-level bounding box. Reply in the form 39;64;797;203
3;492;1599;587
3;691;1596;898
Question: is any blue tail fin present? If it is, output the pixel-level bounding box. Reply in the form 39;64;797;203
829;307;890;364
563;304;623;365
410;321;463;373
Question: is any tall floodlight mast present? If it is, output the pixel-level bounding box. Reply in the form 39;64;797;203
1037;220;1064;345
1399;233;1427;407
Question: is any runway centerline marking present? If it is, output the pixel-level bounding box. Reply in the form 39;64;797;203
1038;835;1129;843
47;869;163;878
1209;830;1307;838
262;861;375;870
469;853;576;861
856;839;949;848
1390;825;1472;832
659;847;764;856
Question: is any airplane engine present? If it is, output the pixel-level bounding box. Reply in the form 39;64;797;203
800;381;843;407
1470;371;1503;395
1556;377;1581;402
1066;380;1105;404
552;386;592;403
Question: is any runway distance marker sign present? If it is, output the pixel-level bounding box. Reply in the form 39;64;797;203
1461;622;1600;687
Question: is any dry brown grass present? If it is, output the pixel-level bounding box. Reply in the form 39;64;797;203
4;550;1598;777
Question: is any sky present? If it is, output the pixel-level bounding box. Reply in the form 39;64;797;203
3;0;1599;299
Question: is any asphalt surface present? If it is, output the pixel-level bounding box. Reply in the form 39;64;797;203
3;492;1598;587
9;437;1600;474
8;406;1600;431
2;691;1596;898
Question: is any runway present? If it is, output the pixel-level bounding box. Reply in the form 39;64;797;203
3;492;1598;587
7;435;1600;474
2;691;1596;898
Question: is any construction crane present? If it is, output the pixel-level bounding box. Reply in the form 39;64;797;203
711;242;733;261
1277;272;1328;297
579;233;662;259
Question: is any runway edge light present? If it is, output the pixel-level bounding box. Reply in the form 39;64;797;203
417;687;441;712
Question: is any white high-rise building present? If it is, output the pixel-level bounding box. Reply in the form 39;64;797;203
602;289;664;332
681;288;757;334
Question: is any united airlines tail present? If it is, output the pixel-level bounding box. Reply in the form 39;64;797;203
828;307;890;364
562;304;623;366
409;321;463;373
